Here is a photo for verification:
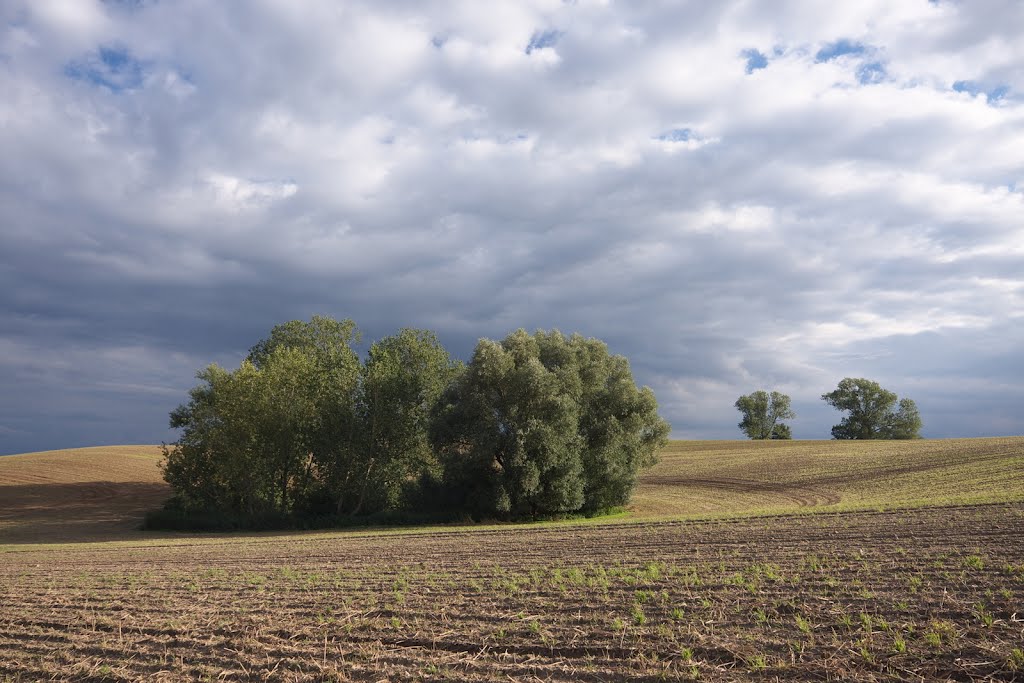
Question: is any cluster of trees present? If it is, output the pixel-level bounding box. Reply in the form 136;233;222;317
735;378;922;440
821;378;922;440
157;316;670;527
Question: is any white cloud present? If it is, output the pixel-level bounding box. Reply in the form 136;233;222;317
1;0;1024;451
205;174;298;211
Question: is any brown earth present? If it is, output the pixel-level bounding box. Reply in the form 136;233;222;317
2;503;1023;681
4;438;1022;544
630;438;1024;518
0;445;167;543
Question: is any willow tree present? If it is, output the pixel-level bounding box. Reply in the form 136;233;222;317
162;346;321;516
352;328;462;514
431;329;669;519
734;390;795;440
821;377;922;439
246;316;363;513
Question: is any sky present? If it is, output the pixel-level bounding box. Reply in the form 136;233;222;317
1;1;1023;455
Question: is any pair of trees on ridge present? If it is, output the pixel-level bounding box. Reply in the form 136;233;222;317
735;378;922;440
161;316;670;525
821;377;922;440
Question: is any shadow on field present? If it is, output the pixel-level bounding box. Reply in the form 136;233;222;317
0;481;170;544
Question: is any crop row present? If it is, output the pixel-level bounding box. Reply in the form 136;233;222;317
1;503;1022;681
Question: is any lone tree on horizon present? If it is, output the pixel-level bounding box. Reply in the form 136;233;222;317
821;377;922;439
734;390;795;439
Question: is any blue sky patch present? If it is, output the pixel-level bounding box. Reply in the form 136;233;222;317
857;61;886;85
815;39;866;62
101;0;147;9
526;29;562;55
65;45;144;92
656;128;693;142
741;48;768;74
953;80;1009;103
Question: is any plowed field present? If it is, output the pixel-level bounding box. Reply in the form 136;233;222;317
0;446;166;543
2;503;1023;681
632;438;1024;518
3;438;1022;544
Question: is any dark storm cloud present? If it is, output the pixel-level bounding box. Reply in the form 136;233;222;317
1;0;1023;453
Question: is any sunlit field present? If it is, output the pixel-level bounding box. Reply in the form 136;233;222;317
2;438;1022;680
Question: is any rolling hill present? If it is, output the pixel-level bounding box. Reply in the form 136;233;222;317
1;438;1022;543
0;445;166;543
632;437;1024;518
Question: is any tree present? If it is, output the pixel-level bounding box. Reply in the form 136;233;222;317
883;398;923;440
245;347;322;512
162;346;321;516
246;316;363;514
353;328;462;514
431;329;669;519
734;390;795;440
430;332;583;518
160;319;671;528
247;315;360;371
535;331;670;512
163;316;363;519
163;363;246;514
821;378;922;439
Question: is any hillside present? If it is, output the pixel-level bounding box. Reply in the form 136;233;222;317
0;445;166;543
632;437;1024;518
1;438;1022;544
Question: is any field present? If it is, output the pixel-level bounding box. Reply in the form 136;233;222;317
1;438;1023;681
0;445;166;543
3;438;1021;544
633;437;1024;518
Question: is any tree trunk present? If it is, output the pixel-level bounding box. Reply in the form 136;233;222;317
280;458;290;512
352;458;375;515
335;470;351;515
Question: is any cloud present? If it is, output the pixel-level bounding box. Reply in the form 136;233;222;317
1;0;1023;454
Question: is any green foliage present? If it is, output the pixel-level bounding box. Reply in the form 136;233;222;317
164;319;355;517
552;332;670;512
163;346;323;516
430;329;669;519
246;316;363;514
354;328;462;513
246;316;360;370
429;332;583;517
734;390;795;440
160;319;667;528
885;397;923;440
162;317;458;520
821;378;922;439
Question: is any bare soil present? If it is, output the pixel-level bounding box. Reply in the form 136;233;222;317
0;446;167;543
2;503;1022;681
